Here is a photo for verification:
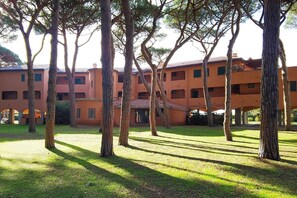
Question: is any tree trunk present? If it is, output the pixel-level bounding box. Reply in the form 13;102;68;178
119;0;134;146
224;4;241;141
100;0;114;157
45;0;59;149
23;36;36;132
134;57;166;124
279;39;291;131
202;58;213;126
259;0;280;160
62;24;77;128
150;66;158;136
157;73;171;128
224;51;233;141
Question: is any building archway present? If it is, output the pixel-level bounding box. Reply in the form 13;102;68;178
20;109;44;125
0;108;20;124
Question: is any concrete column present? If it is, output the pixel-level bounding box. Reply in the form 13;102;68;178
8;108;15;124
242;111;248;125
235;108;241;126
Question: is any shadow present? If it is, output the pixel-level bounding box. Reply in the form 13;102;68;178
129;136;257;156
54;140;258;197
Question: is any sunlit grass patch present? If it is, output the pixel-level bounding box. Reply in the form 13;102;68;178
0;125;296;197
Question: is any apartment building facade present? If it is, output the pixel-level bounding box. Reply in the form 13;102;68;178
1;56;296;125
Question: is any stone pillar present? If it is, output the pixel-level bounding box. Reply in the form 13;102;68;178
242;111;249;125
235;108;241;126
9;108;15;124
18;111;23;125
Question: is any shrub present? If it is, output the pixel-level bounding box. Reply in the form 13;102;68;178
188;112;224;126
55;101;70;124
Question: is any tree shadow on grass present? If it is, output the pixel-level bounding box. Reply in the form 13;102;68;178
54;140;258;198
127;144;297;196
129;136;257;157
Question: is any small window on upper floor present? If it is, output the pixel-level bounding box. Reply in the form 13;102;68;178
290;81;297;92
35;74;42;81
75;76;86;84
23;91;41;100
171;71;185;81
171;89;185;99
2;91;18;100
193;70;201;78
191;89;199;98
118;74;124;83
217;66;225;75
118;91;122;98
21;74;25;82
248;83;255;88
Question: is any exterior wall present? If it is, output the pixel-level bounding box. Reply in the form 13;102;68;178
1;59;297;126
76;100;102;125
56;72;90;99
0;69;47;113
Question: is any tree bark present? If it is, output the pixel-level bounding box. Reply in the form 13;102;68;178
259;0;280;160
23;36;36;132
224;3;241;141
157;74;171;128
202;57;213;126
119;0;134;146
279;39;291;131
150;66;158;136
100;0;114;157
45;0;59;149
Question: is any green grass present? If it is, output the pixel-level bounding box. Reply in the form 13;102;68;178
0;125;296;198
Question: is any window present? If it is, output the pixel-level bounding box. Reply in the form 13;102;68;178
218;66;225;75
291;81;297;92
135;109;149;123
2;91;18;100
75;93;86;98
23;91;41;100
138;92;149;99
88;108;96;119
118;91;122;98
248;83;255;88
118;74;124;83
193;70;201;78
21;74;25;82
157;73;166;81
171;89;185;99
75;76;86;84
76;108;81;119
171;71;185;81
91;81;94;88
138;75;151;84
191;89;199;98
56;76;68;84
35;74;42;81
208;88;214;92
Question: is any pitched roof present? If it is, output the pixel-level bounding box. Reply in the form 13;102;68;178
0;64;49;71
166;56;243;69
114;99;188;112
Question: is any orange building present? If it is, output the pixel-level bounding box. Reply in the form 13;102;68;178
1;56;297;126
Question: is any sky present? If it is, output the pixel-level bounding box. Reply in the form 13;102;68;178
1;20;297;69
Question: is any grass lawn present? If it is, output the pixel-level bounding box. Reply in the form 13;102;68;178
0;125;296;198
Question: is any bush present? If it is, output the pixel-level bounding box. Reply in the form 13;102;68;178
55;101;70;124
188;112;224;126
